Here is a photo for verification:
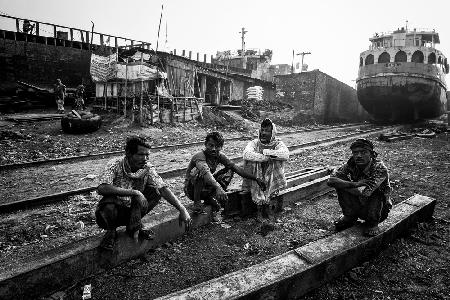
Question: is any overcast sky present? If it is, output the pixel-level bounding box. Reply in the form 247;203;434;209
1;0;449;87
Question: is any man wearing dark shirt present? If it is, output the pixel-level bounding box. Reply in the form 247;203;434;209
184;131;265;222
327;138;392;236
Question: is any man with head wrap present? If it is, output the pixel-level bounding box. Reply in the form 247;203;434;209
327;138;392;236
242;118;290;222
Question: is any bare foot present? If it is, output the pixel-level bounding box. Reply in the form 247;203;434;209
363;225;381;237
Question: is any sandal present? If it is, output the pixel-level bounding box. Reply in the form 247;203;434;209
138;228;155;240
193;202;207;215
128;228;155;241
99;230;117;251
334;216;357;232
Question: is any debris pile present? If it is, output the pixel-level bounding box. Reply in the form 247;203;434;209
201;105;253;131
240;97;293;122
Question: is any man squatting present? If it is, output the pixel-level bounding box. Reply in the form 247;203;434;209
96;136;192;250
328;138;392;236
184;131;266;222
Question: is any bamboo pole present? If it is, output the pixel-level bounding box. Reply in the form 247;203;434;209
124;59;128;117
140;52;144;125
171;98;174;124
104;83;107;109
183;97;186;122
132;82;135;122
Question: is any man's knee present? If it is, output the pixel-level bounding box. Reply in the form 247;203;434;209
143;186;162;212
131;195;149;213
336;189;360;217
96;203;118;230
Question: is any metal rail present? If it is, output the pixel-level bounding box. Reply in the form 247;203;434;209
0;123;366;171
0;125;393;214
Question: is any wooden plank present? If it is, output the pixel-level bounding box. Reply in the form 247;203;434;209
156;195;436;300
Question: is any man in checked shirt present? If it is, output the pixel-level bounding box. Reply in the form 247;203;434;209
96;136;192;250
327;138;392;237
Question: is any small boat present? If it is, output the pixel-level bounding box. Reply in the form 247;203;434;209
356;27;448;122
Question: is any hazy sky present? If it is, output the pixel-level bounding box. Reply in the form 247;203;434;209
1;0;449;87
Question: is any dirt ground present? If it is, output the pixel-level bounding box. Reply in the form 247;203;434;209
75;134;448;300
0;109;449;300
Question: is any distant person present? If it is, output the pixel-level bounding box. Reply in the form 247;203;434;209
242;118;289;222
327;138;392;237
74;83;86;110
96;136;192;250
54;79;66;114
22;19;34;34
184;131;266;223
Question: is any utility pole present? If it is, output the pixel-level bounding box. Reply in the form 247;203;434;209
296;51;311;72
239;27;247;55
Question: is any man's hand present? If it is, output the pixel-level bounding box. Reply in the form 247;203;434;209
178;209;192;232
355;179;370;187
215;186;228;202
256;178;266;191
132;189;146;199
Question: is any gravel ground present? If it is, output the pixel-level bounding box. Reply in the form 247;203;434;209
0;111;449;300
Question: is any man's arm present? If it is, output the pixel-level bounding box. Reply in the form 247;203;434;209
229;163;266;191
97;183;140;197
327;177;370;195
262;141;289;161
195;161;228;202
159;186;191;230
327;177;365;189
243;140;269;162
159;186;188;212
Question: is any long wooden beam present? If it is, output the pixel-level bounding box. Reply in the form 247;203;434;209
156;194;436;300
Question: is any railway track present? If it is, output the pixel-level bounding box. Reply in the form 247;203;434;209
0;123;366;171
0;125;398;213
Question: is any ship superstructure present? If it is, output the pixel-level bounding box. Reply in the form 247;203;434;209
356;27;448;122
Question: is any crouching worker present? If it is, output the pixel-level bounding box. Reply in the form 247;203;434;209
96;136;192;250
184;131;266;222
327;138;392;237
242;118;289;222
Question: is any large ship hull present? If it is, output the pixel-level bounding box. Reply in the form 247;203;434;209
357;62;447;122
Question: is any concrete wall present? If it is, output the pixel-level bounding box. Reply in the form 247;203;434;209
275;72;316;111
276;70;369;123
0;38;98;91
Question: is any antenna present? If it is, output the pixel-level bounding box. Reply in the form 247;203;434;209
165;21;168;48
156;4;163;52
239;27;247;55
296;51;312;72
405;19;408;31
